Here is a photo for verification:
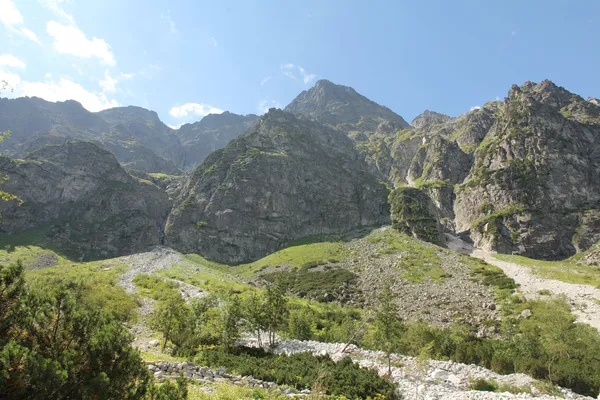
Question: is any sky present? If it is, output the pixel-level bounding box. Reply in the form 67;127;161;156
0;0;598;128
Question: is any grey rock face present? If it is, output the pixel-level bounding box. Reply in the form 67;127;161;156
175;111;258;171
166;109;390;263
411;110;451;130
285;79;410;131
0;98;254;174
454;80;600;259
0;141;171;260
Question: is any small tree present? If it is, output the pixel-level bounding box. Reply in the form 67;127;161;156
151;294;189;352
372;283;404;376
243;292;267;346
219;293;242;351
288;306;313;341
264;283;289;346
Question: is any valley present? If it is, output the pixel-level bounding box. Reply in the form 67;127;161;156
1;78;600;399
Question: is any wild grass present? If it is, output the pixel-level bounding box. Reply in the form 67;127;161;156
493;253;600;288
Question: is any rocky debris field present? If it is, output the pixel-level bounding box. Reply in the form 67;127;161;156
239;339;593;400
344;228;500;328
147;360;310;397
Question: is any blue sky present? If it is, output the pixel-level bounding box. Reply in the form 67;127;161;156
1;0;598;128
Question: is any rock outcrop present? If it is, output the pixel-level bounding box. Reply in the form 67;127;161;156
0;141;171;260
165;109;390;263
175;111;258;171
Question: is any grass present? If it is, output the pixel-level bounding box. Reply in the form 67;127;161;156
492;253;600;288
462;255;518;300
187;382;286;400
133;274;180;301
184;241;350;280
158;263;256;297
367;229;445;283
26;257;138;322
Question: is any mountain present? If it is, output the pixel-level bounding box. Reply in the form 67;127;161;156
1;79;599;262
165;109;390;263
0;141;170;260
285;79;410;132
0;98;254;174
367;80;600;259
175;111;258;171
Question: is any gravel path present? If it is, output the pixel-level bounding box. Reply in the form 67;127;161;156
447;235;600;334
240;338;592;400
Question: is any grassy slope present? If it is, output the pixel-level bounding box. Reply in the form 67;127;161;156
493;252;600;288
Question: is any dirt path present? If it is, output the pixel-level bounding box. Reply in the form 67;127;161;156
446;235;600;334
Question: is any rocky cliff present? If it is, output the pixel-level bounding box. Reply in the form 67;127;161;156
165;109;390;263
175;111;258;171
0;141;171;260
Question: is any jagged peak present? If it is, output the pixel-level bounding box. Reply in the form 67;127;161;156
411;110;451;130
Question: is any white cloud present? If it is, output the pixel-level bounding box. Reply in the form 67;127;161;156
211;37;218;47
470;106;481;111
121;72;135;80
44;72;52;79
47;21;116;66
168;123;183;129
281;64;296;80
20;76;119;112
511;31;517;36
258;99;280;114
280;64;316;84
99;70;118;93
0;54;25;69
298;66;316;84
260;76;271;86
0;0;23;26
40;0;75;24
169;103;224;119
0;0;41;44
161;11;177;34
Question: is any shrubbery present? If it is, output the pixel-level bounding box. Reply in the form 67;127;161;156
195;347;396;399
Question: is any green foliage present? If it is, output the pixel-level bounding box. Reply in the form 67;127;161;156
471;204;526;230
195;347;396;399
151;294;190;351
148;377;189;400
260;266;359;302
367;283;404;375
187;382;286;400
469;378;498;392
134;274;181;301
243;284;289;346
28;260;138;321
0;261;152;400
195;221;208;229
493;253;600;288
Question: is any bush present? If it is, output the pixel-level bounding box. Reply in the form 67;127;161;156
469;378;498;392
0;262;152;399
195;347;396;399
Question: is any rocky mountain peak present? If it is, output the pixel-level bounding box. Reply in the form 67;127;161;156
509;80;576;109
411;110;452;129
284;79;410;129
